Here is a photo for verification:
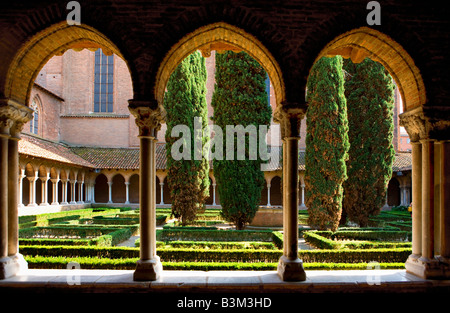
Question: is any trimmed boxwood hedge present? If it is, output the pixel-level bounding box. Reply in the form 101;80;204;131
18;208;123;229
156;229;275;242
304;232;412;250
23;255;405;271
19;226;136;247
19;244;411;264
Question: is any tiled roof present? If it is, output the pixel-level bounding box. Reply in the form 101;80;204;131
19;134;412;172
392;152;412;171
70;143;167;170
18;133;94;167
70;147;141;169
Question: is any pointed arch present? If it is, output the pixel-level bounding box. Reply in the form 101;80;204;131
155;22;285;115
4;21;132;107
312;27;426;112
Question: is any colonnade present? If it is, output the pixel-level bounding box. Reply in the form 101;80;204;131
1;99;448;282
0;99;32;279
18;163;95;208
400;107;450;279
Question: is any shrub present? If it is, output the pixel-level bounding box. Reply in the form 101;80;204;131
156;229;274;242
24;255;406;271
303;230;412;250
305;56;349;231
20;244;410;264
212;51;272;230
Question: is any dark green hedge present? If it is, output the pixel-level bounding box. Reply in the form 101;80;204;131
18;208;122;229
158;240;277;250
156;229;274;242
19;226;135;247
303;231;412;250
23;255;405;271
20;245;411;264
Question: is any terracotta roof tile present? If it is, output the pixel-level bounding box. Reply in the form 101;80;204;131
19;133;94;167
70;147;141;169
392;152;412;171
20;135;412;173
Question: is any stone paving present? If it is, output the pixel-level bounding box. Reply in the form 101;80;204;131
1;268;449;293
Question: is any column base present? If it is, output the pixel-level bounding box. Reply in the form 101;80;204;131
133;257;162;281
277;256;306;282
0;253;28;280
405;254;450;279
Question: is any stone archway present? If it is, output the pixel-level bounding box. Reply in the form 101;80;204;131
314;27;426;112
309;27;450;279
129;21;309;282
154;22;286;113
4;22;130;107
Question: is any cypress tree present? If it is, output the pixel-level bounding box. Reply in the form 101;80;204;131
164;51;210;225
305;56;349;231
342;58;395;227
212;51;272;230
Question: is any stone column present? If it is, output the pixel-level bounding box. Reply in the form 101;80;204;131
159;182;164;205
129;102;164;281
0;99;32;279
420;139;435;261
212;183;216;206
27;174;38;207
18;169;25;207
78;180;84;204
69;180;77;204
300;184;306;209
51;178;59;205
439;141;450;261
39;173;49;206
91;182;96;204
0;118;11;262
125;181;130;204
7;121;27;272
400;106;450;279
61;179;68;205
274;105;306;281
266;182;271;207
411;142;422;259
107;181;113;204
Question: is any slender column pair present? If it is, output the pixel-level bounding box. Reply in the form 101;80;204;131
129;102;164;281
274;104;306;281
0;99;32;279
401;107;450;279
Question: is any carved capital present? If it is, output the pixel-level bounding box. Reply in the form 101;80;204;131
273;103;306;139
129;104;165;137
400;106;450;142
0;99;33;137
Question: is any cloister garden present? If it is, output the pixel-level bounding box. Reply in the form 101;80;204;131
18;206;412;271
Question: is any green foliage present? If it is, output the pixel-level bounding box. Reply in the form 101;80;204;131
305;56;349;231
343;58;395;227
156;228;274;242
164;51;210;225
304;230;412;250
21;244;410;264
342;58;395;227
24;255;405;271
211;51;272;230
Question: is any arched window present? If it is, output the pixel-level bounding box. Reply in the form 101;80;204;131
94;49;114;113
29;98;40;135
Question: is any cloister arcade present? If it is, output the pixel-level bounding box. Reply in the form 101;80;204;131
0;1;448;285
